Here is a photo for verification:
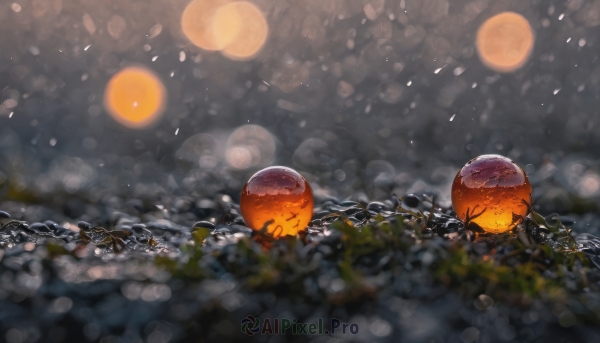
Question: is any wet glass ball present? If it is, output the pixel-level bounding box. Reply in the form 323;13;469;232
451;155;532;233
240;166;314;238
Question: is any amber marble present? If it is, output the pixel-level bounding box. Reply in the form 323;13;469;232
452;155;532;233
240;166;314;237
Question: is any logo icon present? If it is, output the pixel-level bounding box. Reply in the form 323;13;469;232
241;315;261;336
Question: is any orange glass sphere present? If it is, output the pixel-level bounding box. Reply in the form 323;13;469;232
476;12;534;73
104;66;166;128
451;155;532;233
240;166;314;238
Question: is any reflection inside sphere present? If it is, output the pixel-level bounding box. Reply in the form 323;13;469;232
225;125;275;170
240;166;314;237
452;155;532;233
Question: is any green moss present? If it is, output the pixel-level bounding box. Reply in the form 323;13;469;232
155;211;600;323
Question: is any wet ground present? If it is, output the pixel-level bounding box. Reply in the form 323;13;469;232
2;0;600;342
1;177;600;342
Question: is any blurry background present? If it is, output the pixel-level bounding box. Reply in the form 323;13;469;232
1;0;600;224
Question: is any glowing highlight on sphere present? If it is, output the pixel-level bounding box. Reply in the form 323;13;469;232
240;166;314;238
451;155;532;233
476;12;534;73
104;66;166;129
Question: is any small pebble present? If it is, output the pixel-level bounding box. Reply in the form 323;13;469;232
192;221;216;230
29;223;52;233
403;194;420;208
215;227;231;234
77;221;92;230
230;225;252;235
367;201;387;212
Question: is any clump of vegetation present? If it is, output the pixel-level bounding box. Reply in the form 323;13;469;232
156;202;600;326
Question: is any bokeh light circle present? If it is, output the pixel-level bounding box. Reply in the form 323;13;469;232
176;133;222;170
181;0;233;51
476;12;534;73
293;138;330;171
225;125;275;170
214;1;269;60
103;66;166;129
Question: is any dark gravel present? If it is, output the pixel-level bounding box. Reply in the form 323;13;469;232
0;191;598;343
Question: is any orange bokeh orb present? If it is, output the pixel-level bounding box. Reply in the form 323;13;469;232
104;66;166;129
451;155;532;233
214;1;269;60
476;12;534;73
181;0;233;51
240;166;314;238
181;0;268;60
